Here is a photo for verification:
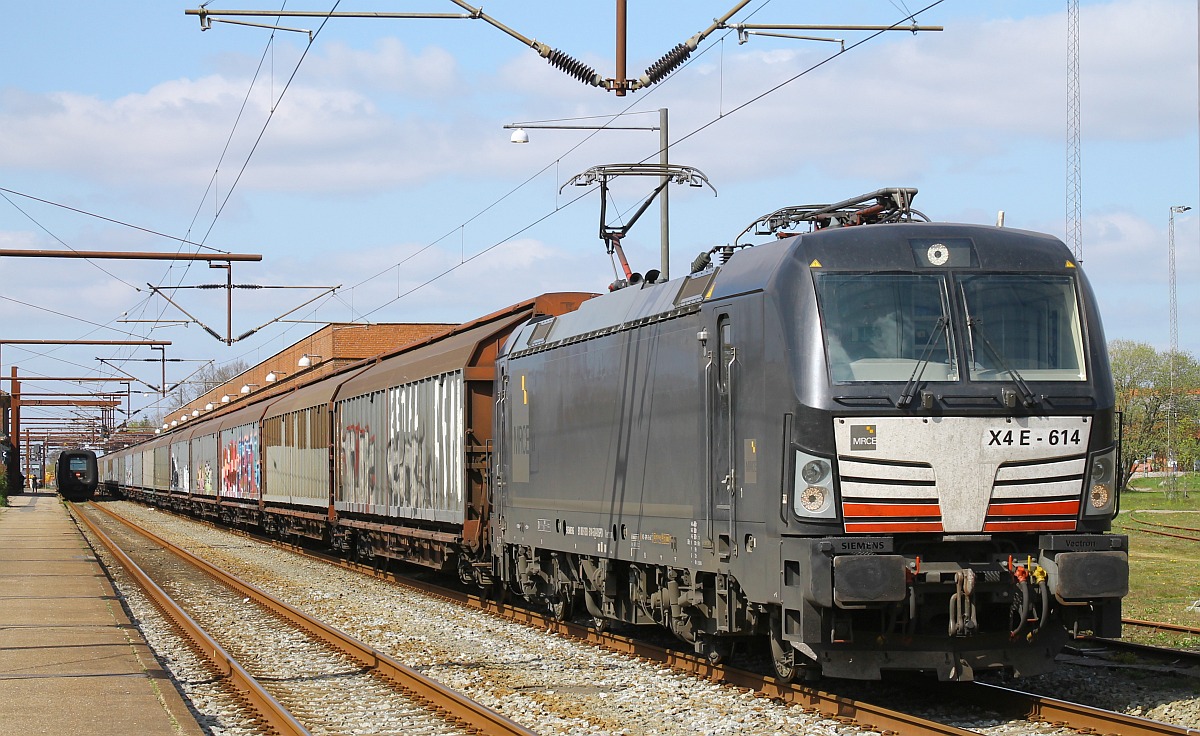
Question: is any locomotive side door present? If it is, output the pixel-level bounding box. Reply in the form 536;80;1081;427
493;366;510;520
705;306;739;561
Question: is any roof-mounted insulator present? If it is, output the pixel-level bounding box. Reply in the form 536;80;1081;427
641;35;699;87
546;48;606;88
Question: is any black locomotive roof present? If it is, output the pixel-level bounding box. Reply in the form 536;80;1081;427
708;221;1074;303
505;221;1079;357
799;221;1070;270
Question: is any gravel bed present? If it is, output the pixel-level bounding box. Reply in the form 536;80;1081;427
101;502;1200;735
82;507;475;736
78;517;263;736
981;661;1200;728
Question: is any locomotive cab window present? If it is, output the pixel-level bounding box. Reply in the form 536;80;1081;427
959;274;1086;382
718;316;734;394
815;273;956;383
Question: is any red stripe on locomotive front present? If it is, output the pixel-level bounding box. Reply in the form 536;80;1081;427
985;500;1081;517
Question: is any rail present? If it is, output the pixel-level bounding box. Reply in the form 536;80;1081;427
80;502;538;736
99;498;1200;736
69;503;311;736
965;682;1200;736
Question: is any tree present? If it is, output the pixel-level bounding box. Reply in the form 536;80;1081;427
151;359;249;428
1110;340;1200;494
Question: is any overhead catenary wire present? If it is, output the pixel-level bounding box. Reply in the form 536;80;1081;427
336;0;771;297
0;4;328;410
0;190;142;291
10;1;945;430
137;2;343;340
340;0;948;318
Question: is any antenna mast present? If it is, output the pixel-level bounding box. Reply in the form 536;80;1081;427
1066;0;1082;261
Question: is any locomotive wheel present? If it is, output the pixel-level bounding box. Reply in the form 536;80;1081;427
548;595;573;621
769;628;798;683
698;636;732;666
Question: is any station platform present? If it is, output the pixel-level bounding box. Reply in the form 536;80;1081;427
0;491;203;736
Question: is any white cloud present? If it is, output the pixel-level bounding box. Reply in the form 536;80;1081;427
2;0;1191;202
310;39;463;98
2;0;1197;369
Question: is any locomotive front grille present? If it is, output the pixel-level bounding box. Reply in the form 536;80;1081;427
984;455;1086;532
833;417;1092;534
839;457;942;533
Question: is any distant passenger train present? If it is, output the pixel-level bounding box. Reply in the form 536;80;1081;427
57;450;98;501
101;188;1127;681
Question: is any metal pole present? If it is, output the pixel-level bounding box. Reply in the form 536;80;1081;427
659;107;669;280
1167;205;1190;495
0;340;171;346
0;249;261;261
152;345;167;398
227;263;233;345
615;0;627;96
10;368;19;458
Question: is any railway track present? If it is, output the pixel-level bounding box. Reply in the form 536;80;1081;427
1124;619;1200;637
1127;513;1200;542
1065;618;1200;673
1068;637;1200;673
91;500;1200;736
70;502;536;736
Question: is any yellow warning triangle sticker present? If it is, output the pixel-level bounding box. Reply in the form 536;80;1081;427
810;259;822;268
1065;261;1076;268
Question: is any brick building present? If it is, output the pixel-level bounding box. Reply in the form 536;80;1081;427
164;321;453;429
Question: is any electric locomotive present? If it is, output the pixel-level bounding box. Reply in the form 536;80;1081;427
492;188;1126;681
56;449;99;501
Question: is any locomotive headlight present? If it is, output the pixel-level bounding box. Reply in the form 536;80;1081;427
793;450;836;519
1083;447;1118;516
801;459;830;485
800;485;827;512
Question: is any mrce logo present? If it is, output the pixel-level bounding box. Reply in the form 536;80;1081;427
850;425;877;451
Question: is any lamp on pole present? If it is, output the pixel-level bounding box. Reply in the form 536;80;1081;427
505;108;671;279
1167;204;1190;497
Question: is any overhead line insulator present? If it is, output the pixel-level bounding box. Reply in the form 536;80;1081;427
642;38;697;87
545;48;605;88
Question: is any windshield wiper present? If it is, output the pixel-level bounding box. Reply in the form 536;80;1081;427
965;316;1039;407
897;316;947;409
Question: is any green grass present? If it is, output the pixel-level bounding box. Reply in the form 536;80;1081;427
1113;477;1200;648
1127;471;1200;495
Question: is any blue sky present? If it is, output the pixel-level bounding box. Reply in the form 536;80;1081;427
1;0;1197;426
